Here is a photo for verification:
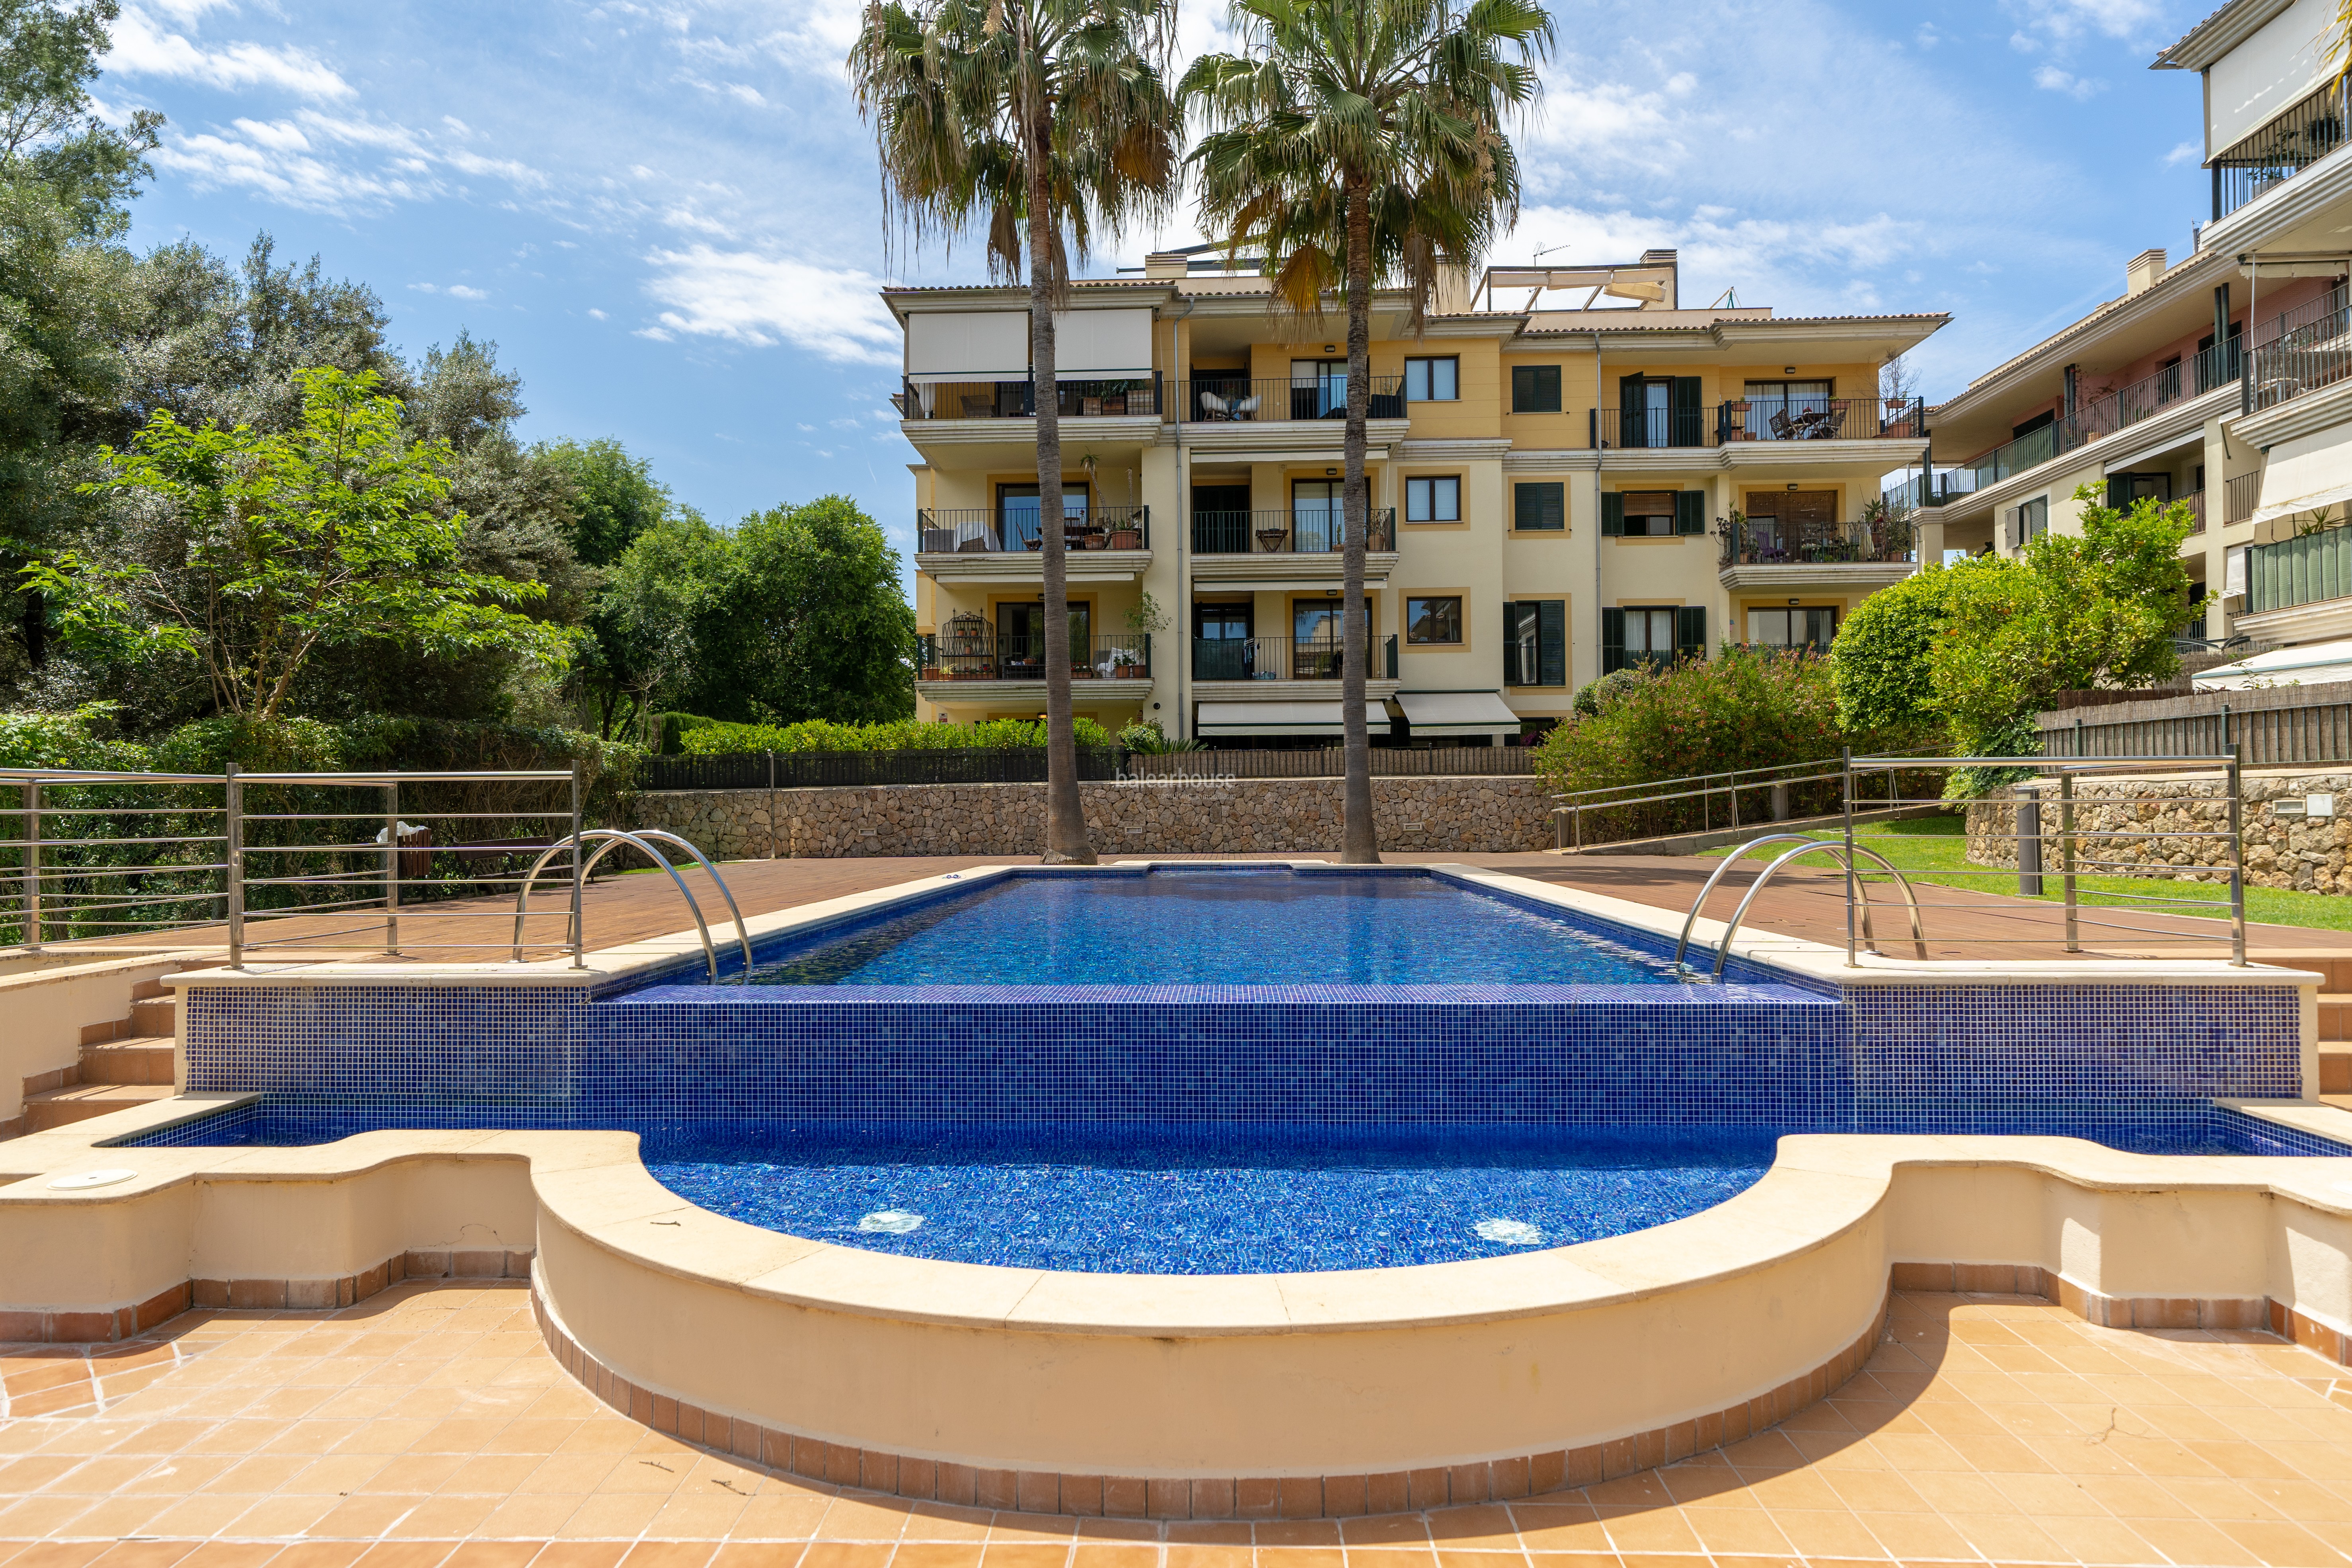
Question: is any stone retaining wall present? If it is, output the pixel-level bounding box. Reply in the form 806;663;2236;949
627;775;1556;858
1965;772;2349;894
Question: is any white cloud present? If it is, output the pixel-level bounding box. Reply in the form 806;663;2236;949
2164;139;2201;167
2033;65;2105;100
107;7;353;99
588;308;609;321
639;245;900;363
411;282;492;300
153;108;547;214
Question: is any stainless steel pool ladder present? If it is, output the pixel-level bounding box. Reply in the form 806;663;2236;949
1672;834;1928;978
512;828;753;979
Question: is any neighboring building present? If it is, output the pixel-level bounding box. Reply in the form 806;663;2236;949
885;249;1945;745
1907;0;2352;651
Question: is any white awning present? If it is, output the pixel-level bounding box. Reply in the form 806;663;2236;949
1051;307;1154;377
905;310;1029;383
2193;638;2352;688
1390;689;1521;737
1196;700;1347;736
2248;480;2352;529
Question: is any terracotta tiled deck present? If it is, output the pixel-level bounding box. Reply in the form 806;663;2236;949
8;1280;2352;1567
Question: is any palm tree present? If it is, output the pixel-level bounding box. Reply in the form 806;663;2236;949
1183;0;1550;863
852;0;1181;865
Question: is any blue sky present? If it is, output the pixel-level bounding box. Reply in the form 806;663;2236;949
99;0;2218;562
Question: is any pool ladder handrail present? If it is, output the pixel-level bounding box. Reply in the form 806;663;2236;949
511;828;753;980
1673;833;1928;978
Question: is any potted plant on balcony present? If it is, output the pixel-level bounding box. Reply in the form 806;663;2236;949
1107;517;1143;550
1119;594;1165;678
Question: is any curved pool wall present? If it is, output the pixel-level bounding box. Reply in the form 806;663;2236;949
170;864;2311;1145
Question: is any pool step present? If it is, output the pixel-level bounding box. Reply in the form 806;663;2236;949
79;1036;175;1085
23;1081;177;1132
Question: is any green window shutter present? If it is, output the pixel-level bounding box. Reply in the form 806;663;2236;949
1601;492;1624;536
2105;473;2130;510
1619;377;1643;444
1502;602;1528;686
1537;599;1567;686
1601;606;1625;673
1672;376;1703;446
1516;481;1564;531
1674;491;1706;535
1513;365;1561;412
1676;606;1707;658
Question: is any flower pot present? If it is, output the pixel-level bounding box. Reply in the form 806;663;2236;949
1108;530;1142;550
921;666;943;681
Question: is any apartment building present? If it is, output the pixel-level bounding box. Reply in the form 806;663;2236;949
887;250;1945;744
1908;0;2352;653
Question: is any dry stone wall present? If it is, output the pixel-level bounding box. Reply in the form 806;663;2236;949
1965;771;2351;893
628;775;1556;858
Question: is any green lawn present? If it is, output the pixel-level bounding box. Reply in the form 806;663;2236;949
1701;812;2352;934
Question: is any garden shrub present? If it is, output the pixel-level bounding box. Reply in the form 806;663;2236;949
678;716;1119;754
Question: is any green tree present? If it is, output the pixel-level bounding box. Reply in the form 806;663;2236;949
1929;486;2204;756
852;0;1182;864
26;366;574;721
1830;563;1959;737
1183;0;1551;862
537;436;672;568
596;509;734;742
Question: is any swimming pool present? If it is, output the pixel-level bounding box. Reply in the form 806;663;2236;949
742;866;1687;987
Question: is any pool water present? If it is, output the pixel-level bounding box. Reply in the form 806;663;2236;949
743;867;1687;987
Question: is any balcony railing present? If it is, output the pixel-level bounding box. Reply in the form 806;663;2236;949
1716;516;1914;568
916;506;1150;554
1191;633;1397;682
1190;508;1396;553
1177;377;1404;422
1884;469;1980;509
916;629;1152;681
2214;80;2349;222
1717;396;1924;443
1958;339;2243;496
1594;397;1925;450
896;378;1163;420
2249;284;2352;414
2248;522;2352;614
2226;472;2262;525
2181;488;2206;536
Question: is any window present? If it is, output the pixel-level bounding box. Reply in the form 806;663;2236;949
1602;606;1704;673
997;482;1089;549
1746;607;1838;649
2004;496;2048;552
1406;475;1461;522
1406;596;1463;644
1504;600;1567;686
1742;379;1833;440
1192;599;1255;680
1510;364;1561;413
1292;479;1342;551
1601;490;1704;537
1290;358;1348;418
1617;375;1702;447
1514;481;1565;532
1405;356;1458;401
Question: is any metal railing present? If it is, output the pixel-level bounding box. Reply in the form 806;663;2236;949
1667;753;2247;971
1717;396;1924;443
2248;521;2352;613
2248;284;2352;415
894;378;1163;420
2226;472;2262;524
916;506;1150;554
1551;758;1853;851
640;748;1132;792
1190;508;1396;553
2180;487;2206;535
917;629;1153;682
1590;405;1711;449
0;765;603;968
1956;340;2240;497
1191;633;1396;682
1177;377;1405;422
1716;516;1914;567
2214;79;2348;222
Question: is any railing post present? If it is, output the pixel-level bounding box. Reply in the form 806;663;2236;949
2227;747;2247;966
21;776;39;951
767;750;779;860
569;761;587;969
225;763;244;969
2059;771;2079;953
1841;749;1857;967
384;775;400;956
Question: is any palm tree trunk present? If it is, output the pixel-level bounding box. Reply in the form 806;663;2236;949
1339;175;1381;863
1027;95;1094;865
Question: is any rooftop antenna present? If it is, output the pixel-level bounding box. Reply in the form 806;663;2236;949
1709;286;1740;309
1526;242;1572;311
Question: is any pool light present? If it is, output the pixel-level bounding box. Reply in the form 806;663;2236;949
859;1210;924;1233
1474;1218;1543;1246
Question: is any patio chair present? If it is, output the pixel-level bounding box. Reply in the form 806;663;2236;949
1199;391;1230;420
1229;394;1259;419
959;393;995;419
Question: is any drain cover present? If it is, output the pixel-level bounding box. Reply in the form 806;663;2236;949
857;1210;924;1234
1474;1218;1544;1246
48;1169;137;1190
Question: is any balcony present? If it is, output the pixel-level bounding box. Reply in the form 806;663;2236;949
2226;472;2261;526
1590;397;1925;451
1190;508;1395;554
1191;634;1399;683
1955;338;2241;497
2213;81;2348;223
895;378;1164;420
1177;376;1404;422
915;628;1155;703
918;506;1149;553
1716;515;1916;593
2239;522;2352;646
2248;285;2352;414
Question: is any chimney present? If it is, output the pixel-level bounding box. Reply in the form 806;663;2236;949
2126;248;2167;296
1638;247;1679;309
1144;251;1191;280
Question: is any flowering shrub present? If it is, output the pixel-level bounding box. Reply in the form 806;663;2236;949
679;716;1119;753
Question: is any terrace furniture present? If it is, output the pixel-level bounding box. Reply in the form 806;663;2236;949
959;394;995;419
1255;527;1290;553
957;536;992;553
